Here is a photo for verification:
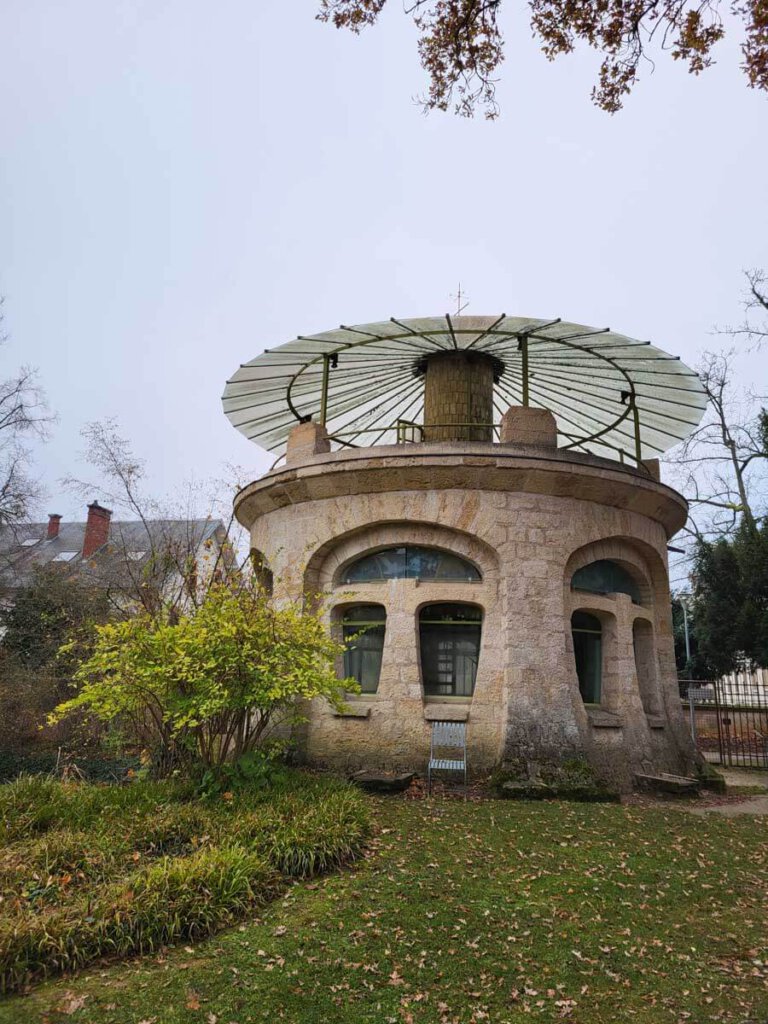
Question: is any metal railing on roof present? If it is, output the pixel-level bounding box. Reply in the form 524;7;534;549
268;418;652;474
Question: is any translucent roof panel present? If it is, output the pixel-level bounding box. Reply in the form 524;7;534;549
222;314;707;463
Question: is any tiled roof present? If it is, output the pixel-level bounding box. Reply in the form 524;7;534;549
0;519;224;590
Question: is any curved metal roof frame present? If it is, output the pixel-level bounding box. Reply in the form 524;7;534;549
222;315;707;464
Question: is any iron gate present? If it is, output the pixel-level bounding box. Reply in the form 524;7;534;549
680;675;768;769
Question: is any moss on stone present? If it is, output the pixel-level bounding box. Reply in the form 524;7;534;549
490;758;619;803
694;761;727;794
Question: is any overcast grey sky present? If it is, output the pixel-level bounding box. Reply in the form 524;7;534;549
2;1;767;521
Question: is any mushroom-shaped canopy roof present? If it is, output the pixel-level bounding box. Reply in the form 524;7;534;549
222;315;706;463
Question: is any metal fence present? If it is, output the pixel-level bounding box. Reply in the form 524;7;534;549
680;675;768;769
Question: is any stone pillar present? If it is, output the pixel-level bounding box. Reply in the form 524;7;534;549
641;458;661;481
285;421;331;465
422;352;495;442
499;407;557;447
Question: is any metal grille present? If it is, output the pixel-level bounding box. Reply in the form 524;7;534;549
681;674;768;770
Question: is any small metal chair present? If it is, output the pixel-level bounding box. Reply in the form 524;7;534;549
427;720;467;795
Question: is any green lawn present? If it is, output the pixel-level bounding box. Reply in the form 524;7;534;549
2;794;767;1024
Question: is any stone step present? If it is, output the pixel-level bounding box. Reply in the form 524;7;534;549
634;772;701;795
350;770;416;794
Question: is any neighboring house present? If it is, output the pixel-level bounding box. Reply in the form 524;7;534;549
0;501;232;616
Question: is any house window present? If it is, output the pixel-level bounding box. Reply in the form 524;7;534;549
342;605;386;694
419;603;482;697
571;611;602;704
571;559;642;604
341;546;480;584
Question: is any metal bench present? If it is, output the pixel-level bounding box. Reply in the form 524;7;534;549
427;720;467;795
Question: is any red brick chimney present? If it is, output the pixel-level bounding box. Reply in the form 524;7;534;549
47;514;62;540
82;501;112;558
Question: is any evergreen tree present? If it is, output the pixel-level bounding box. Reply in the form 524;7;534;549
733;521;768;667
691;539;744;677
0;567;109;673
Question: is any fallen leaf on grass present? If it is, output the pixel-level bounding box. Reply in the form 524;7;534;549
54;992;88;1014
186;989;201;1010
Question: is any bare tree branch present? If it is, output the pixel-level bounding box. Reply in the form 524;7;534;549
63;421;243;622
0;307;55;527
664;347;767;551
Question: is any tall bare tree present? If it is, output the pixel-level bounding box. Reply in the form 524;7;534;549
64;420;245;621
666;349;767;542
0;305;53;527
318;1;768;117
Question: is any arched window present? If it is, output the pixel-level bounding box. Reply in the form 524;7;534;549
341;546;481;584
571;559;641;604
571;611;602;704
341;605;386;694
419;603;482;697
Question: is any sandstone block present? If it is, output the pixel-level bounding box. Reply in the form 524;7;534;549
499;407;557;447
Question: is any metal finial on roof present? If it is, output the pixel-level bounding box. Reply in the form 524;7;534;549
450;284;469;316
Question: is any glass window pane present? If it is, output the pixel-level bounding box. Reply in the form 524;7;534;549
419;603;482;623
342;546;480;583
342;605;386;694
571;560;641;604
433;551;481;581
571;612;602;703
405;547;440;578
419;604;482;697
342;604;386;624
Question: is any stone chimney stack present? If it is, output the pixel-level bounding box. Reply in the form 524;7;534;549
420;351;500;442
47;514;62;540
82;501;112;558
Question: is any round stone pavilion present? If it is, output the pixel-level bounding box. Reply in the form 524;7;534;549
223;315;707;792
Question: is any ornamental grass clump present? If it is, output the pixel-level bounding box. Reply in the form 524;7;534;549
0;844;279;993
0;774;195;845
248;789;371;877
0;771;370;994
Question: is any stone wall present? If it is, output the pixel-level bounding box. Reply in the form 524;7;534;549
237;442;696;792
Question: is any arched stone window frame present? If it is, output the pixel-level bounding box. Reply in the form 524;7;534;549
564;538;664;720
304;521;501;708
304;519;499;596
569;555;651;608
